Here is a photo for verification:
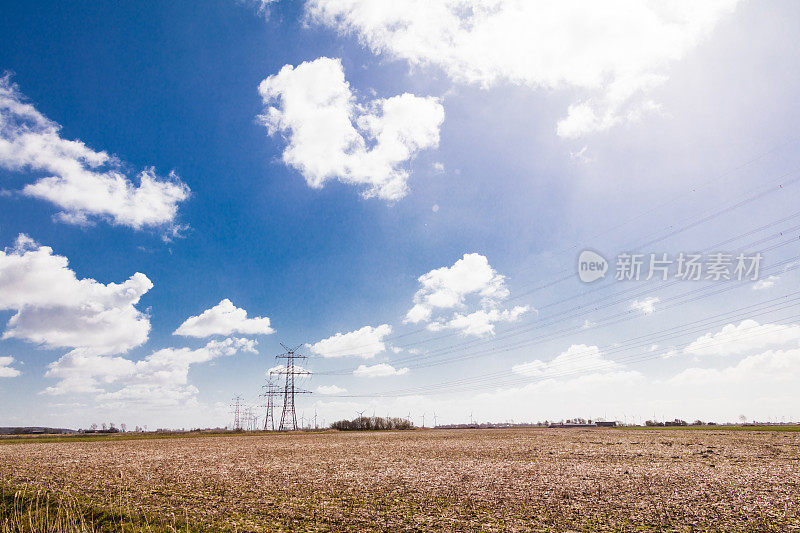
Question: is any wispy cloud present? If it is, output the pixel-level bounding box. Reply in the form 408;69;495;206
630;297;659;315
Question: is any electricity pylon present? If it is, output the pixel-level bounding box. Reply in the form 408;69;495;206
243;406;257;430
230;395;243;430
272;343;311;431
260;378;279;431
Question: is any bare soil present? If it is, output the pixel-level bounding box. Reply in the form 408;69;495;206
1;428;798;531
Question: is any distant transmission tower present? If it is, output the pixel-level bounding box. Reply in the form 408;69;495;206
272;343;311;431
260;378;279;431
243;406;257;431
230;395;244;430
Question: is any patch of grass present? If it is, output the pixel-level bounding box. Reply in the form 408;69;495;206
0;484;216;532
0;429;340;446
0;431;260;446
618;425;800;432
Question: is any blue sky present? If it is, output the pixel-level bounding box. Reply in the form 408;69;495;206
1;0;800;429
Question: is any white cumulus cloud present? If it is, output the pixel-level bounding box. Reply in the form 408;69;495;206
0;76;190;229
258;57;444;200
45;337;258;404
307;0;738;138
308;324;392;358
353;363;409;378
317;384;347;394
670;347;800;387
0;356;20;378
0;234;152;357
684;320;800;357
512;344;620;378
267;363;311;376
406;252;529;336
174;299;275;338
406;253;509;322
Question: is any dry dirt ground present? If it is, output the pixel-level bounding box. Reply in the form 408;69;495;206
1;428;799;531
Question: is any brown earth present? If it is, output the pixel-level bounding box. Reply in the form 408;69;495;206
1;428;799;531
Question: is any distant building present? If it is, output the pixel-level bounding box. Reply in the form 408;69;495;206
596;421;617;427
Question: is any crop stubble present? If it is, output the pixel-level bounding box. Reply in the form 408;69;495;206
1;428;798;531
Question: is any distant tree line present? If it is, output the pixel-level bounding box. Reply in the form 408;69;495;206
645;419;712;427
330;416;414;431
0;427;75;435
80;422;125;433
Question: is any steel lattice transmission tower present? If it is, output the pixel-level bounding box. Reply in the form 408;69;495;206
230;395;244;430
243;406;258;431
272;343;311;431
260;378;280;431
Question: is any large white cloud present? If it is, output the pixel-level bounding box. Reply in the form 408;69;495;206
0;356;20;378
0;76;189;229
670;347;800;387
406;253;509;322
684;320;800;357
308;324;392;358
0;234;151;356
45;337;258;405
258;57;444;200
307;0;738;138
353;363;409;378
406;253;529;336
512;344;620;378
174;299;275;338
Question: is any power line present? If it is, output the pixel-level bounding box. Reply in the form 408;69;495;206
360;294;800;397
319;252;800;397
386;242;800;370
316;232;800;374
306;168;800;358
305;172;800;402
334;310;800;398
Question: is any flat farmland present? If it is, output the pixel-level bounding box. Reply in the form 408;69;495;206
1;428;799;531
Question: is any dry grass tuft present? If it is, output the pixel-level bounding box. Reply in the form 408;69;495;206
0;484;199;532
1;488;94;532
